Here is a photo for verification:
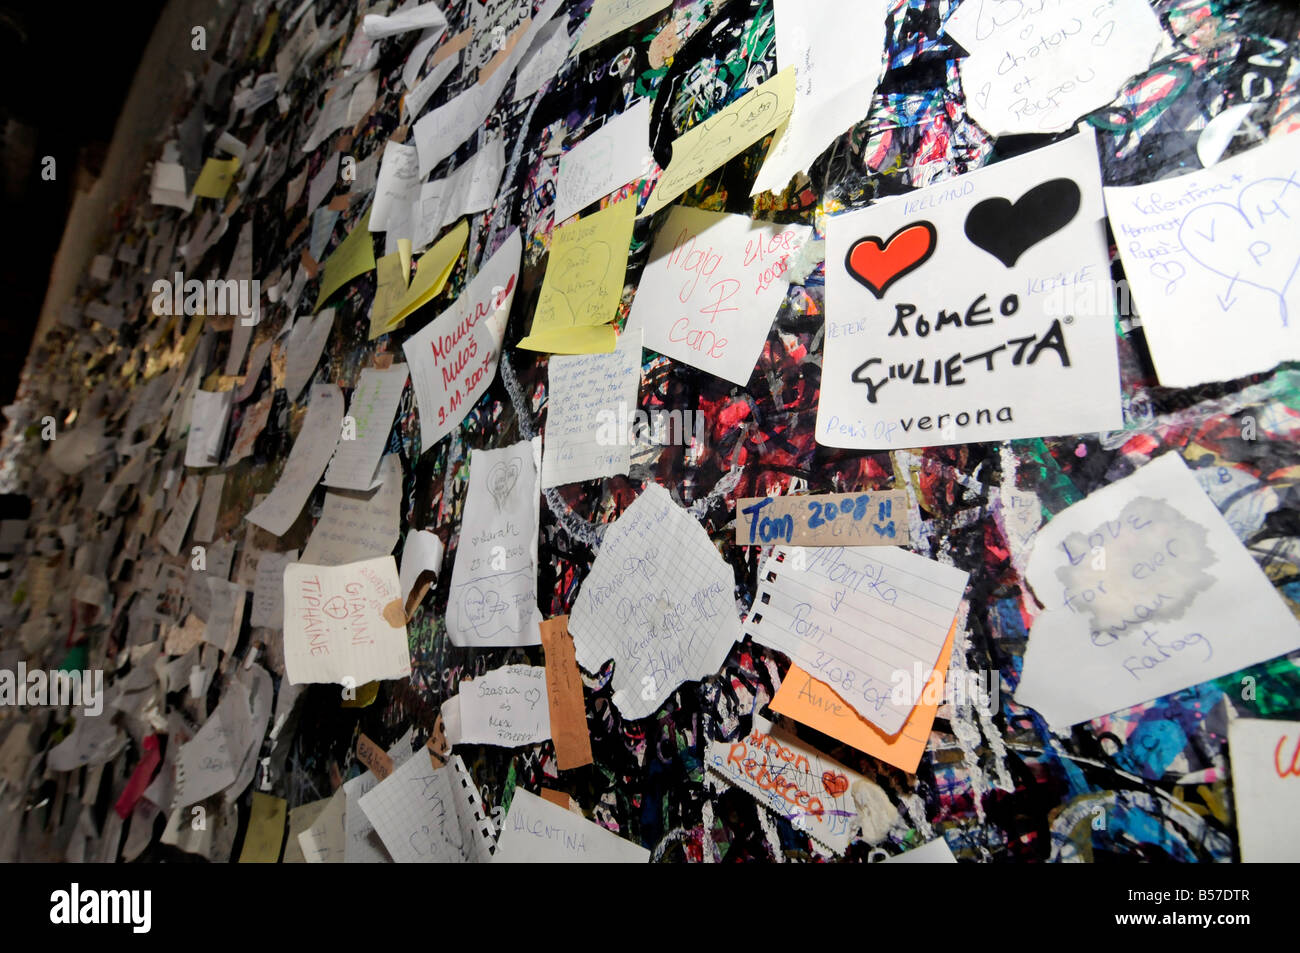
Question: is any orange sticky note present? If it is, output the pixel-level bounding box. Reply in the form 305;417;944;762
770;619;957;774
539;616;594;770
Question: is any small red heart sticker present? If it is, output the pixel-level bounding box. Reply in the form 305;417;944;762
845;222;937;299
822;771;849;798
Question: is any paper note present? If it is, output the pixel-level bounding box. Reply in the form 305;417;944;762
404;229;520;452
945;0;1167;137
185;389;232;467
385;219;468;331
358;752;495;863
284;309;336;402
157;477;202;556
554;100;652;224
541;325;642;488
569;482;741;719
342;730;417;863
369;249;410;338
282;556;410;686
574;0;671;54
752;0;887;195
251;550;297;629
735;491;907;547
306;153;340;217
745;545;968;735
513;18;570;102
1228;718;1300;862
357;732;394;780
370;141;421;233
246;383;344;536
885;837;958;863
323;365;409;490
400;529;445;613
284;797;332;863
630;206;811;384
302;455;402;565
1104;136;1300;387
640;68;796;218
363;2;448;39
771;619;957;774
228;393;272;464
174;684;253;807
1016;452;1300;728
193;157;240;198
237;792;287;862
539;616;594;770
300;788;346;863
314;209;376;311
818;130;1122;449
203;578;246;654
519;197;636;353
707;718;867;855
447;439;542;646
494;788;648;863
443;664;551;747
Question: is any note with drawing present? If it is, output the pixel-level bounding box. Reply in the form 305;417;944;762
518;196;636;354
629;206;811;385
569;482;741;720
745;545;968;736
1016;452;1300;728
446;439;542;646
1104;135;1300;387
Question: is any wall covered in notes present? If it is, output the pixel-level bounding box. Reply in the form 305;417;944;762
2;0;1300;864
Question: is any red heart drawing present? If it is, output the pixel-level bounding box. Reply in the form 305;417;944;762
822;771;849;798
845;222;937;299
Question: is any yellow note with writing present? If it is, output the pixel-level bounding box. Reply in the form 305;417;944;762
237;792;287;863
518;197;635;353
193;157;241;199
369;251;410;340
387;220;469;329
314;208;377;311
640;67;795;218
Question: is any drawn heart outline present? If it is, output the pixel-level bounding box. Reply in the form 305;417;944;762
844;222;937;299
964;178;1081;268
822;771;849;798
487;458;521;509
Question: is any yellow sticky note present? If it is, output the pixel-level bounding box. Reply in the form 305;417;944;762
369;252;410;340
193;157;241;199
314;208;377;311
387;221;468;329
640;68;796;218
237;792;287;863
255;10;278;59
518;197;635;353
770;620;957;774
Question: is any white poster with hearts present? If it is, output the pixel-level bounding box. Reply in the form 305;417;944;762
1105;134;1300;388
442;664;551;748
446;438;543;647
818;129;1123;450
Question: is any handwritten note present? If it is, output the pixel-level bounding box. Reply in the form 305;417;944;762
494;788;648;863
1016;452;1300;728
745;546;968;736
228;393;272;464
736;491;907;547
1228;718;1300;862
185;389;232;467
447;439;542;646
819;130;1122;449
281;555;410;686
569;482;741;720
554;100;652;224
301;455;402;566
250;550;297;629
541;325;642;488
246;383;344;537
404;229;520;453
707;718;867;855
443;664;551;747
323;365;409;490
157;477;202;556
630;206;810;384
358;752;495;863
1104;135;1300;387
539;616;594;770
519;197;636;354
299;788;345;863
945;0;1167;136
284;310;336;402
640;68;795;218
574;0;671;55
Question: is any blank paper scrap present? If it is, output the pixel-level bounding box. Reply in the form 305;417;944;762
358;752;495;863
441;664;551;747
1104;135;1300;387
446;438;542;646
493;788;649;863
629;206;811;385
745;546;968;736
569;482;741;720
706;718;867;855
399;528;445;610
819;129;1122;450
281;555;411;686
245;383;344;537
554;99;652;224
1228;718;1300;862
322;363;409;490
1016;452;1300;728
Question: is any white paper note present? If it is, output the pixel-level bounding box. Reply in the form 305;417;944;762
569;482;740;719
818;130;1122;449
1016;452;1300;728
185;389;232;467
323;364;409;490
284;310;336;401
246;383;345;537
158;477;203;557
358;751;495;863
745;545;968;735
447;439;542;646
443;664;550;747
554;100;652;224
370;142;421;233
299;786;346;863
1228;717;1300;862
302;455;402;566
400;529;446;606
343;730;417;864
1104;135;1300;387
574;0;671;54
251;550;298;629
364;2;448;39
494;788;648;862
513;18;571;102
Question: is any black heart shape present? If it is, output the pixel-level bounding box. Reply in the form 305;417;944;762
963;178;1082;268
